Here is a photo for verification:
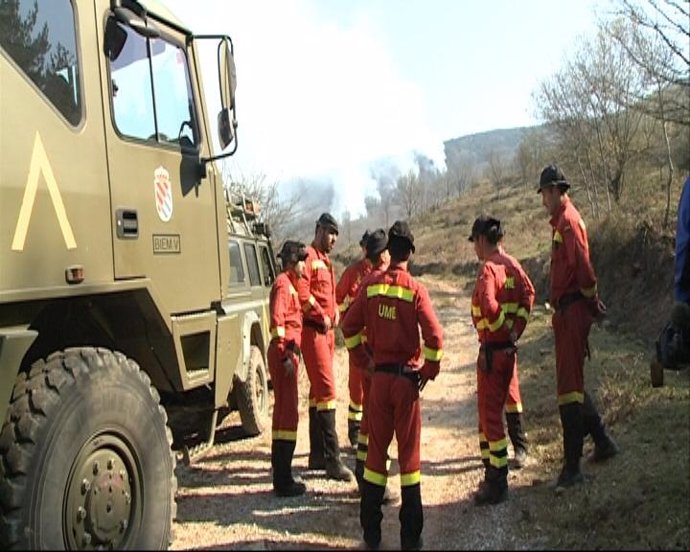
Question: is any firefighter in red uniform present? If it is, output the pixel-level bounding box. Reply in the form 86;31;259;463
469;216;534;505
538;165;619;491
336;230;372;447
268;241;309;497
298;213;353;482
497;241;535;469
347;229;395;503
342;221;443;551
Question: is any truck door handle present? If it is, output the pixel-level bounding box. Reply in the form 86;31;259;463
116;209;139;239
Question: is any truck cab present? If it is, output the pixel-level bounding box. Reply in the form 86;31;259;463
0;1;273;548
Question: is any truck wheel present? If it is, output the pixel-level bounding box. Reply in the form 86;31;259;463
0;348;176;550
233;345;268;436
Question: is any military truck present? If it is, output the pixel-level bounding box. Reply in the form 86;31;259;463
0;0;277;548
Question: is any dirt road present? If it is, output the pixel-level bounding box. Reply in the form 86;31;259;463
170;278;544;550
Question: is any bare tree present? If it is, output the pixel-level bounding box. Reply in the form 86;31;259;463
397;170;422;218
607;0;689;127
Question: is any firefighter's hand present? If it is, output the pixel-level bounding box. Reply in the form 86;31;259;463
282;357;295;376
418;361;440;391
323;315;332;331
589;297;607;322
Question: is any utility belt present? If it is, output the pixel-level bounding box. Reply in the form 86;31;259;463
303;319;331;334
375;363;420;385
479;341;516;373
555;291;585;312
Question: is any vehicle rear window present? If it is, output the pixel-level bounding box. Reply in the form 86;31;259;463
244;243;261;287
229;241;245;286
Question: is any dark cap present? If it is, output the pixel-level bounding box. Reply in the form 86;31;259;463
359;230;371;248
537;164;569;193
365;228;387;260
468;215;504;242
316;212;339;235
277;240;308;264
388;220;415;253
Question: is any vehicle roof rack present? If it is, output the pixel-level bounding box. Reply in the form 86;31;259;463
225;188;268;237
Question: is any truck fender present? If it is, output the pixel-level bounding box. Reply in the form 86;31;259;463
236;310;260;382
0;326;38;426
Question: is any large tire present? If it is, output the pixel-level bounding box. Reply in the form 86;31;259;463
0;347;177;550
233;345;268;436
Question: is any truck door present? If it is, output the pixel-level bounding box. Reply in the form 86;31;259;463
100;12;221;315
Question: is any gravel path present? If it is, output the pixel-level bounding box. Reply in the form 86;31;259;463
170;278;545;550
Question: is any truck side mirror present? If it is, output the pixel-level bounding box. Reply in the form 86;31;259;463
217;38;237;152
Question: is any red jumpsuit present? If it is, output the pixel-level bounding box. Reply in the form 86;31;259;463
268;272;303;441
549;196;598;405
471;251;520;471
336;257;372;438
342;264;443;546
297;244;338;410
497;248;535;417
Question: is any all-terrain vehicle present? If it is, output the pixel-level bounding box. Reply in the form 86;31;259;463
0;0;275;548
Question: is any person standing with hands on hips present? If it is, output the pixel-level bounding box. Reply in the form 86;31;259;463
537;165;619;492
298;213;354;482
268;241;309;497
342;221;443;551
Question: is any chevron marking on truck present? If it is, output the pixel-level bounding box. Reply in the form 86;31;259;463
11;132;77;251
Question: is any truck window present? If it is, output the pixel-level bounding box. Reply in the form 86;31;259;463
244;243;262;287
0;0;82;125
259;245;275;287
107;19;197;149
229;240;245;286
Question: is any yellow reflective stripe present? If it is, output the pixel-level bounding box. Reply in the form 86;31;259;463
348;410;363;422
400;470;421;487
357;449;368;461
338;302;349;313
503;302;519;314
288;284;297;296
578;218;587;231
558;391;584;405
312;260;327;270
471;304;482;317
270;326;285;339
349;400;363;413
358;433;369;446
505;276;515;289
488;438;508;452
363;467;387;486
344;333;363;349
581;284;597;299
487;309;506;332
424;346;443;361
272;430;297;441
553;230;563;243
316;400;336;411
367;283;415;302
490;454;508;468
481;448;490;460
505;402;522;413
516;307;529;321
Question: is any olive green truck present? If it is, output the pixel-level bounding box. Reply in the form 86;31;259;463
0;0;277;548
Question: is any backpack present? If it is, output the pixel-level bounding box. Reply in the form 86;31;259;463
656;321;690;370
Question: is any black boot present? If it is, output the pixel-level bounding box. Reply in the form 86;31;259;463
348;418;361;449
582;392;619;463
272;441;306;497
308;406;326;470
474;465;508;506
400;483;424;550
318;409;354;481
555;403;585;491
506;412;528;468
361;480;385;549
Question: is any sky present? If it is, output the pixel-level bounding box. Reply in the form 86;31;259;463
159;0;604;217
